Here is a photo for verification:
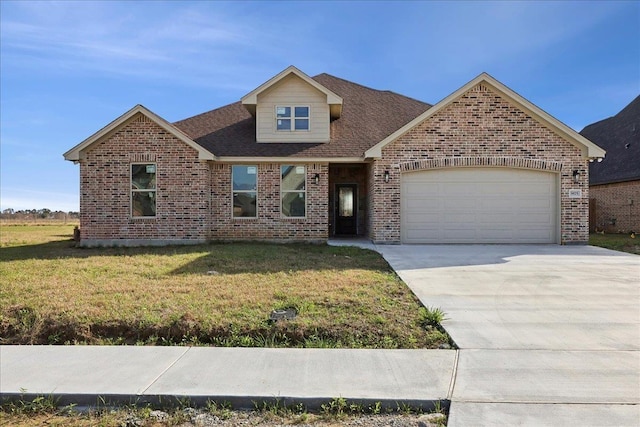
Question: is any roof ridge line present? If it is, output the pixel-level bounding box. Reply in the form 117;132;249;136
313;73;432;107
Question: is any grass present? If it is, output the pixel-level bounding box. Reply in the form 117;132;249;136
589;232;640;255
0;397;448;426
0;224;452;348
0;223;78;247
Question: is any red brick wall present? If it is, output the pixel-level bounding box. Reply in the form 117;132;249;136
370;83;589;244
79;113;210;245
209;162;328;241
590;181;640;232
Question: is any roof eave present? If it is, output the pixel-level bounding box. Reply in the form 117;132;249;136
590;176;640;186
63;105;216;162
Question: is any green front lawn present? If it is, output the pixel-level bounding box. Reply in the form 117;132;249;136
0;225;450;348
589;232;640;255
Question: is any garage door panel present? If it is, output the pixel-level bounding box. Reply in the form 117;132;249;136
406;217;441;227
519;198;552;209
404;197;444;211
479;183;518;194
401;168;557;244
520;183;553;192
518;229;553;240
405;188;440;199
445;229;480;240
441;198;475;211
447;212;481;223
410;228;444;240
520;212;554;222
478;199;514;210
479;229;515;239
478;214;516;225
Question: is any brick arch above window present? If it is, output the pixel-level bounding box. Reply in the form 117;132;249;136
398;157;563;173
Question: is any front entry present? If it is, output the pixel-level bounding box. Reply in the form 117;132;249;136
335;184;357;235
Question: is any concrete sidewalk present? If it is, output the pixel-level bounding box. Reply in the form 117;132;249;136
0;346;456;409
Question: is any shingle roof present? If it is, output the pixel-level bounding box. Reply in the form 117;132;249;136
173;73;431;158
580;95;640;185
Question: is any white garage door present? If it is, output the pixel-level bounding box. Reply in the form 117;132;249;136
401;168;558;244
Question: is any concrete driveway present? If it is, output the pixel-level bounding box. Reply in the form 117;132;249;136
377;244;640;426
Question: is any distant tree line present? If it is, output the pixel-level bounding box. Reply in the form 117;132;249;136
1;208;79;221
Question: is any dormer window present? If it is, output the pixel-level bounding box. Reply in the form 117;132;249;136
241;66;342;143
276;106;309;131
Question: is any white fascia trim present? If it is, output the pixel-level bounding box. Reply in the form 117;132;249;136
241;65;343;107
365;72;606;160
217;156;366;163
63;104;216;161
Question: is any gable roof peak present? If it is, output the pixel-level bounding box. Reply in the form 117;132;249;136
63;104;215;162
365;72;605;159
241;66;343;118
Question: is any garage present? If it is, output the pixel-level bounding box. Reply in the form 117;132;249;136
401;167;558;244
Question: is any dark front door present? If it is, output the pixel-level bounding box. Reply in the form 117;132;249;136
335;184;357;235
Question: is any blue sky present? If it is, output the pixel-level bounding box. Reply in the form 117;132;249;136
1;0;638;211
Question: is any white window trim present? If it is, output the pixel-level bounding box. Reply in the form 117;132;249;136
130;162;157;218
280;165;307;218
232;165;258;219
275;105;310;132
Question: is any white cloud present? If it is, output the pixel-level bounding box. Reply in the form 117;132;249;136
0;2;293;90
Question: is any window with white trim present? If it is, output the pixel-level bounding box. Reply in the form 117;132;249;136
232;165;257;218
281;165;306;217
131;163;156;217
276;106;309;131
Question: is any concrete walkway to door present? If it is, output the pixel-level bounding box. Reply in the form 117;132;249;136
376;244;640;426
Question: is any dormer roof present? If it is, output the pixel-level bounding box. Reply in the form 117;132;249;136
241;65;343;119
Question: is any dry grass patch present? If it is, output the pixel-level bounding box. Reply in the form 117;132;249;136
0;225;451;348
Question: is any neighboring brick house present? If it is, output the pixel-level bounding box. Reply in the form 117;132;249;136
581;96;639;233
64;66;605;246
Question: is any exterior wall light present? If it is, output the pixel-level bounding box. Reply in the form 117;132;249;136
384;170;390;183
314;173;320;185
572;169;580;183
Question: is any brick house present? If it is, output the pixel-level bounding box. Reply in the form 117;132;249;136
64;66;605;246
580;95;639;233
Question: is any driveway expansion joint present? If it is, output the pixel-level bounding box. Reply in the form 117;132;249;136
139;346;192;396
446;349;460;400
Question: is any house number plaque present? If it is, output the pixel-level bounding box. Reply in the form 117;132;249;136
568;189;582;198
